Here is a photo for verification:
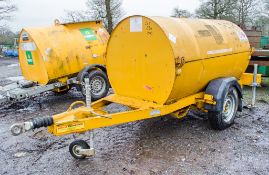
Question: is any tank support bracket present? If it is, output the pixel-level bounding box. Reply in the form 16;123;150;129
77;147;95;157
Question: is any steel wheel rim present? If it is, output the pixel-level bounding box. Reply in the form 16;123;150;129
90;76;106;96
11;125;21;136
222;94;236;123
72;145;83;157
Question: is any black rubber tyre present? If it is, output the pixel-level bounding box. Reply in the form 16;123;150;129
208;87;239;130
79;70;109;101
69;140;90;159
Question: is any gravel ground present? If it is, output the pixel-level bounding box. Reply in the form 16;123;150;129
0;57;269;175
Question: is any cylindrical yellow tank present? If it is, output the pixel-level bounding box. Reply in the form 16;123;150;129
107;16;251;105
19;20;109;85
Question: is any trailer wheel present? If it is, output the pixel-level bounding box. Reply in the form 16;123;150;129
80;70;109;101
69;140;90;159
208;86;239;130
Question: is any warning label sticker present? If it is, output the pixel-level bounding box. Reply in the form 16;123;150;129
57;122;85;134
236;31;249;42
169;33;177;44
150;110;161;117
207;48;233;55
130;17;143;32
20;42;36;51
80;28;97;41
25;51;34;65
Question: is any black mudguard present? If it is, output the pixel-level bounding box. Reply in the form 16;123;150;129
204;77;243;112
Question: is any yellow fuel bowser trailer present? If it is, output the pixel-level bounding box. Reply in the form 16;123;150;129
0;20;110;105
11;16;261;159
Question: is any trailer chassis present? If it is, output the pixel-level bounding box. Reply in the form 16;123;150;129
10;72;261;159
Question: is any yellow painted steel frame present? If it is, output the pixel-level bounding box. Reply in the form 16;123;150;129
240;73;262;86
47;73;260;137
48;92;213;136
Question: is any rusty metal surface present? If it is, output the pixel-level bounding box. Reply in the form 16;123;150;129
244;30;262;49
249;60;269;66
252;49;269;57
